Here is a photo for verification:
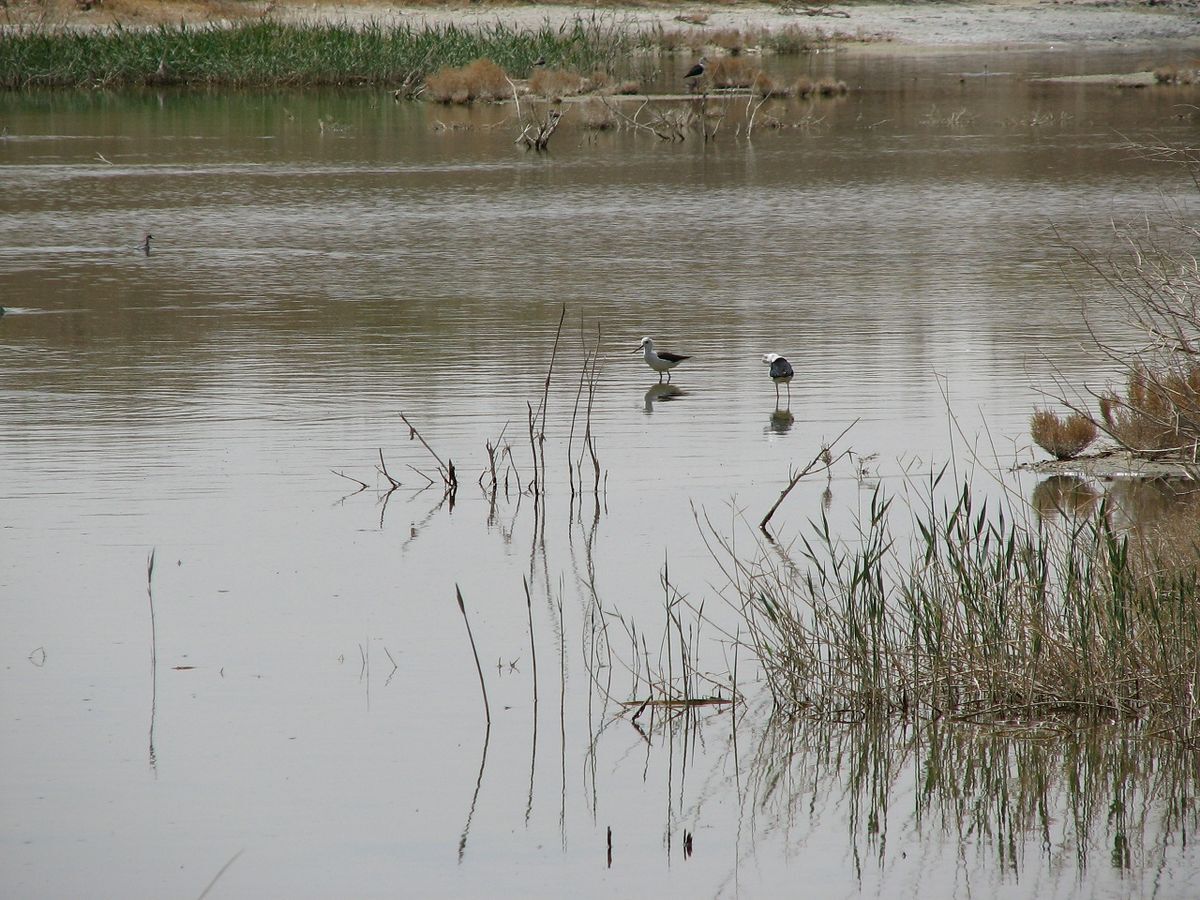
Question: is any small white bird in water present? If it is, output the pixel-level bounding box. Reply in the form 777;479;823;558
635;337;690;383
763;353;794;405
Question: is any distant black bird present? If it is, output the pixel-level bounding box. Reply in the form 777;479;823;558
137;233;153;255
684;56;709;92
763;353;794;405
532;55;547;68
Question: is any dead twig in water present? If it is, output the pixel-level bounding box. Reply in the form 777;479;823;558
400;412;457;497
195;849;245;900
759;419;858;532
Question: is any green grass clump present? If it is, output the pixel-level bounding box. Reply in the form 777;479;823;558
709;470;1200;741
0;18;633;89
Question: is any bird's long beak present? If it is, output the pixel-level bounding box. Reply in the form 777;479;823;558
631;346;643;353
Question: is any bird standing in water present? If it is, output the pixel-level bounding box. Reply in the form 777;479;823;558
684;56;708;92
635;337;690;383
763;353;794;405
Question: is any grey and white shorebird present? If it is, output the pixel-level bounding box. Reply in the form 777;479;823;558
684;56;708;91
635;337;690;383
763;353;794;404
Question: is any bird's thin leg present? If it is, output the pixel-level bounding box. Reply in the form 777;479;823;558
666;371;671;383
659;371;665;383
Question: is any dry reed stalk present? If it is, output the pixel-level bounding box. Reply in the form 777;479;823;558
456;585;491;726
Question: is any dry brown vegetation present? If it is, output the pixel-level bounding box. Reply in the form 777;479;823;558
1153;64;1199;85
642;23;841;55
815;77;847;96
529;66;586;98
1098;365;1200;459
708;56;758;88
1031;408;1099;460
424;58;509;104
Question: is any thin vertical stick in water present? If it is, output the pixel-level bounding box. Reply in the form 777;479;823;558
147;548;158;771
456;586;491;726
524;576;539;825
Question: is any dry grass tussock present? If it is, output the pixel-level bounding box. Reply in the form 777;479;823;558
1099;364;1200;459
526;68;637;99
1030;408;1099;460
1153;64;1199;85
529;67;586;98
424;58;509;104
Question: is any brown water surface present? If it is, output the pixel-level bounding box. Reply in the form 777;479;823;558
2;48;1198;898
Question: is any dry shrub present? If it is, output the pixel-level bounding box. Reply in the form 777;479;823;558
1099;364;1200;458
816;77;848;96
752;71;786;98
608;79;640;95
424;58;509;104
707;27;747;54
794;75;815;97
1153;65;1198;85
530;67;586;98
1031;408;1099;460
709;56;759;88
580;98;617;130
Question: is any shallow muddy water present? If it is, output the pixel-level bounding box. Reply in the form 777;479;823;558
2;46;1199;898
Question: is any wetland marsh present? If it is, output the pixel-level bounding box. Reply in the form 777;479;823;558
3;25;1200;898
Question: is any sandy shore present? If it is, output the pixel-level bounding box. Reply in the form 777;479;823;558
7;0;1200;49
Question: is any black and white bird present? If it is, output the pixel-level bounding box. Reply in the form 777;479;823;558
137;233;153;255
635;337;690;383
684;56;708;90
763;353;794;405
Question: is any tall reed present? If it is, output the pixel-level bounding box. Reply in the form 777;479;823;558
0;18;633;89
706;468;1200;741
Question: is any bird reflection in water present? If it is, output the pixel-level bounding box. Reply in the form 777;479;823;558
644;383;683;413
768;409;794;434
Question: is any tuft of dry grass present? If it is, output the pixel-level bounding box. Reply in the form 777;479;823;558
1098;364;1200;459
1031;408;1099;460
752;70;786;98
1153;64;1198;85
816;77;848;96
709;56;759;88
529;66;586;98
793;75;815;97
424;58;510;104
